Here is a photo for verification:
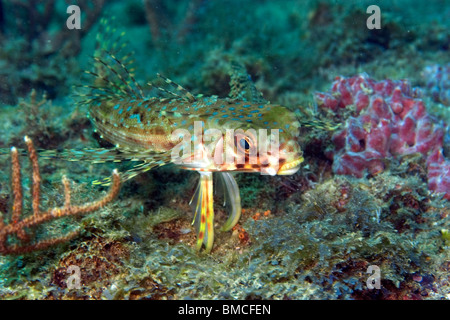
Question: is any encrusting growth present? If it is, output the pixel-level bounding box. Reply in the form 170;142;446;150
0;136;121;255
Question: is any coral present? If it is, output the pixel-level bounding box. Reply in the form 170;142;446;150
421;63;450;106
315;74;449;199
426;148;450;200
0;136;121;255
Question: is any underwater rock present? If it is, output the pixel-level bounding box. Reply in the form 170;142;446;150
315;74;449;199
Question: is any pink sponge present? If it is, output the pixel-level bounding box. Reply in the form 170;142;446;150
427;148;450;200
315;74;449;199
421;63;450;106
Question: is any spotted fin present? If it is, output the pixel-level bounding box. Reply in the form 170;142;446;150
188;172;242;253
189;172;215;253
228;62;267;104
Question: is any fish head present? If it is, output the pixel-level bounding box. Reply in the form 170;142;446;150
180;104;304;176
226;104;304;176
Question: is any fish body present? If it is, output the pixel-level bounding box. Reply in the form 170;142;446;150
90;95;303;175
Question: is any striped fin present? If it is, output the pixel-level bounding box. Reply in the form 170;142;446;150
4;147;172;186
92;160;168;186
188;172;242;252
75;17;145;106
217;172;242;232
295;104;341;132
35;148;170;164
299;118;341;131
147;73;196;103
79;51;144;102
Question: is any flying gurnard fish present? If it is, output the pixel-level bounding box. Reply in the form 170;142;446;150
39;25;305;253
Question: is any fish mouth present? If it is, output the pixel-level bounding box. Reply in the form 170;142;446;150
277;156;304;175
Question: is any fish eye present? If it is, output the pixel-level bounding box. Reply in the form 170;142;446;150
236;135;253;154
240;138;250;150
